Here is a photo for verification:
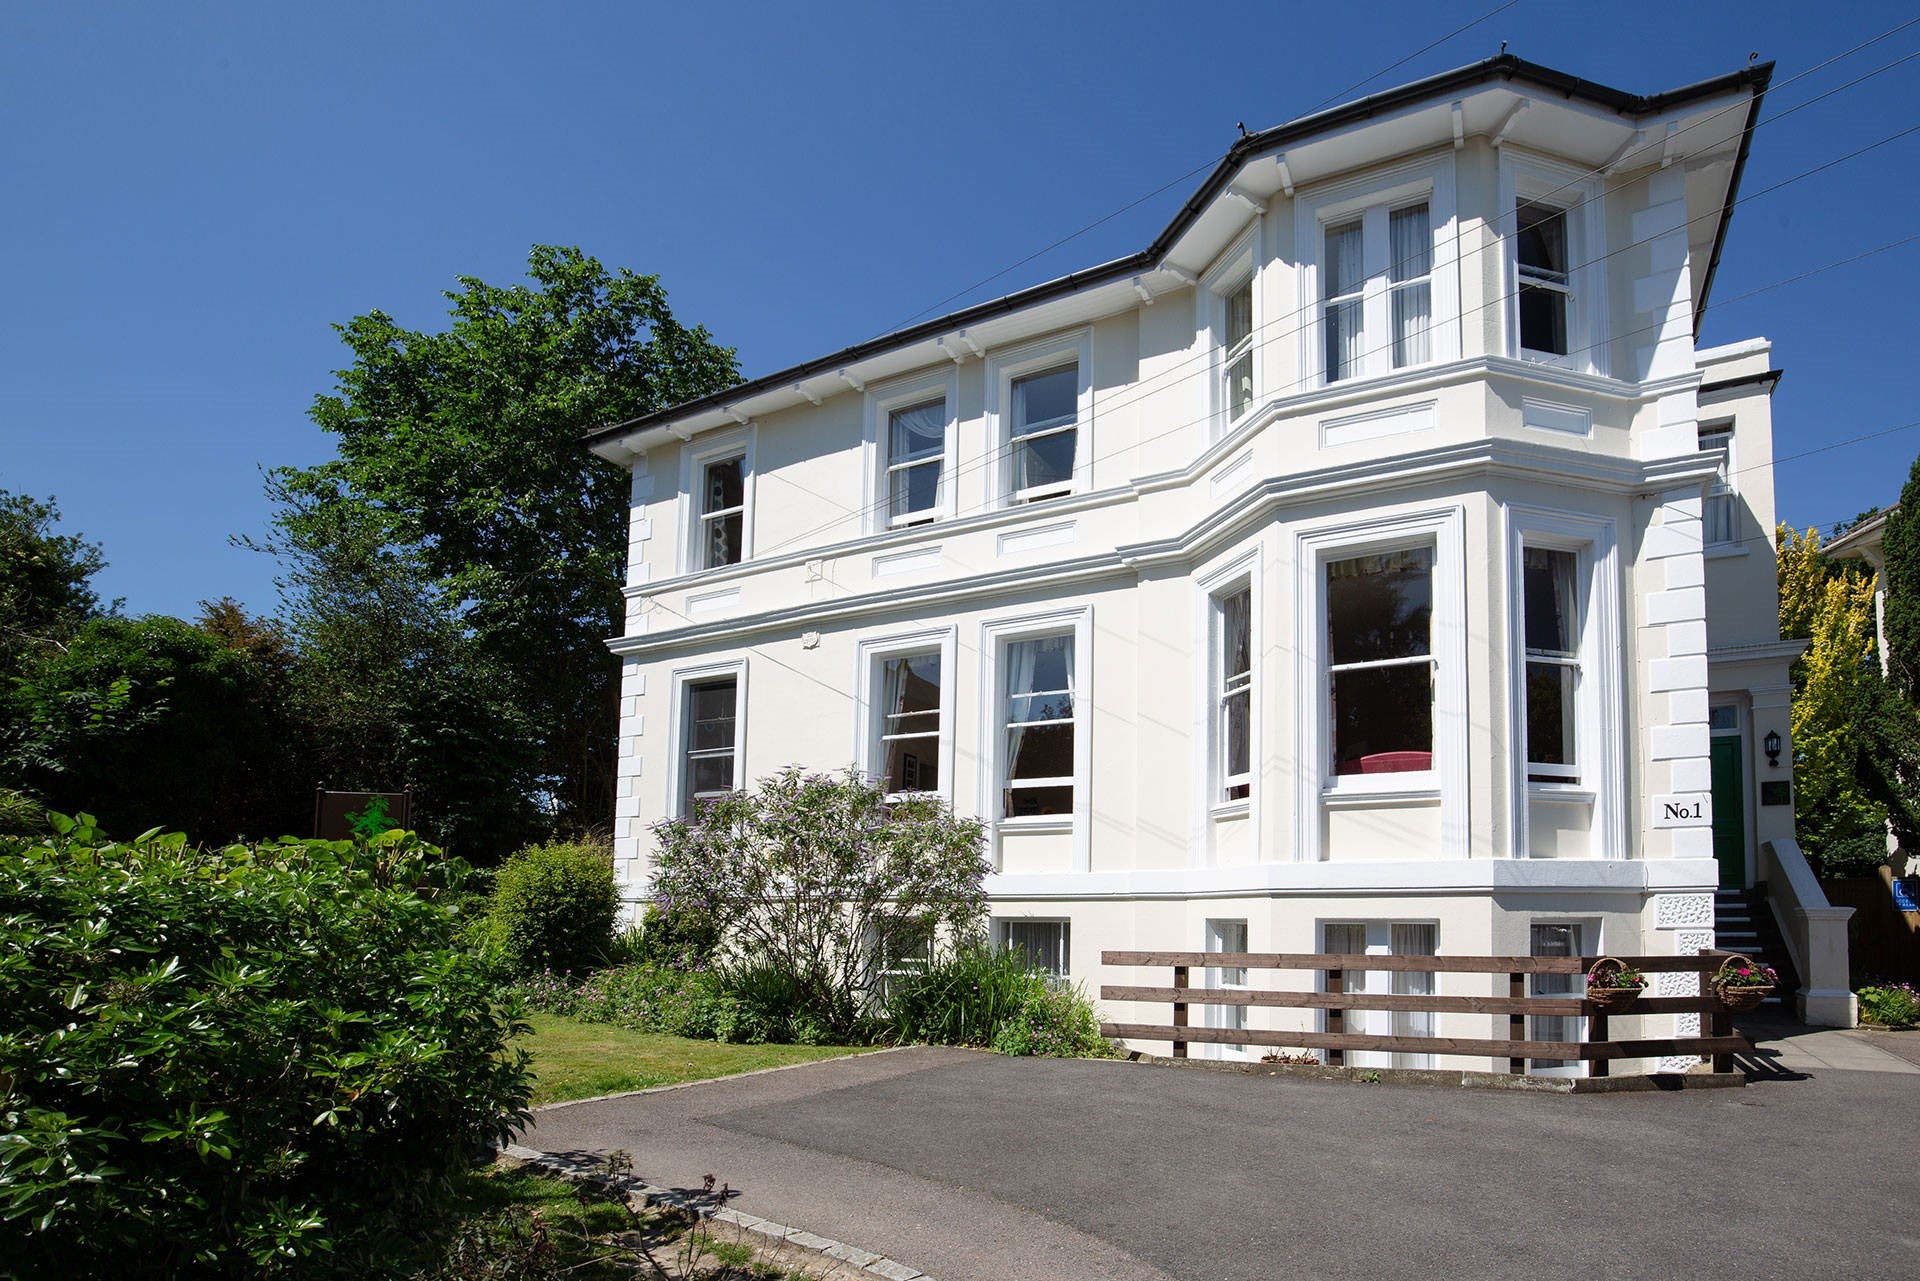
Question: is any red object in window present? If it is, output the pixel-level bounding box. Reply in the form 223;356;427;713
1338;751;1431;774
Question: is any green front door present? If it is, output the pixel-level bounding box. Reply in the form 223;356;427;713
1710;735;1747;889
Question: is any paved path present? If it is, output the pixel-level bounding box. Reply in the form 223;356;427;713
523;1029;1920;1281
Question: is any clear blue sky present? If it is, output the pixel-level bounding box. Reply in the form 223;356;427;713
4;1;1917;620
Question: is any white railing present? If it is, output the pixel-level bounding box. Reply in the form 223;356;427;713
1760;837;1858;1027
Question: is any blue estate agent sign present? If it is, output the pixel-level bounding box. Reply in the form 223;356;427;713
1893;878;1919;913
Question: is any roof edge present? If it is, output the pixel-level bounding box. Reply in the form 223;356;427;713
587;55;1775;448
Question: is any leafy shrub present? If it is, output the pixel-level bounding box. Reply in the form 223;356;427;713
0;817;530;1278
1858;981;1920;1025
486;841;619;975
887;945;1044;1047
989;981;1117;1058
628;903;721;969
650;767;989;1037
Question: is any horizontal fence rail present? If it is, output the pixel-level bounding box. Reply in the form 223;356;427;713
1100;950;1751;1078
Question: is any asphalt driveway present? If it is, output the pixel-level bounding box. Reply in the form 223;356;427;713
522;1038;1919;1281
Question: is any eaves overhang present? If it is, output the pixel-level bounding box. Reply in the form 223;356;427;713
587;54;1773;459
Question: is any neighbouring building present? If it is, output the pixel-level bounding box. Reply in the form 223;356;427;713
586;55;1835;1070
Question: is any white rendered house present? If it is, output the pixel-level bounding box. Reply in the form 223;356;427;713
587;56;1832;1066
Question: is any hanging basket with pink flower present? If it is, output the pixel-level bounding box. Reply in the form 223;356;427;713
1585;957;1647;1014
1709;954;1778;1012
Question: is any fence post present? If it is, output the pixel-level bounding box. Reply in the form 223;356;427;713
1508;971;1526;1075
1326;964;1344;1067
1171;965;1188;1059
1589;1008;1610;1078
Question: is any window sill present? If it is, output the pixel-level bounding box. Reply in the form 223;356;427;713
1322;778;1439;807
1210;799;1252;822
997;815;1073;835
1703;543;1749;560
1527;784;1595;806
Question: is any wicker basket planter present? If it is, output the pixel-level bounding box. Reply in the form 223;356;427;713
1710;955;1777;1012
1585;957;1647;1014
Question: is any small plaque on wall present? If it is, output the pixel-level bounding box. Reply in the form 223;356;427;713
1760;780;1793;807
1651;793;1712;827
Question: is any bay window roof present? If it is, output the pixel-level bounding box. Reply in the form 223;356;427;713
587;54;1771;461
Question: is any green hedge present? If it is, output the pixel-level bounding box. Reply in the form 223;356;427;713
0;817;530;1278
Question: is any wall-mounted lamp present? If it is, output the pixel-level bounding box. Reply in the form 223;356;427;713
1764;730;1782;768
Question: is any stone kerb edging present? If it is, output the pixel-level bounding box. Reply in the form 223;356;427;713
500;1143;935;1281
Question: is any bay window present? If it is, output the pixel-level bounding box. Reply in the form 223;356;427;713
1522;545;1582;784
1326;547;1434;776
1517;201;1571;358
1321;200;1436;382
1222;277;1255;423
1216;585;1253;802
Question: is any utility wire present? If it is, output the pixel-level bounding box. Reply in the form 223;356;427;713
745;100;1920;560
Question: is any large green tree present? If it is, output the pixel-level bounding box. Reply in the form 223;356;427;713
262;246;738;852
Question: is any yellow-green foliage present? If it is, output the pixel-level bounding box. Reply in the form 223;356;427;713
1779;524;1887;857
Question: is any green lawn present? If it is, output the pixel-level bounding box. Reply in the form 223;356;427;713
518;1011;869;1105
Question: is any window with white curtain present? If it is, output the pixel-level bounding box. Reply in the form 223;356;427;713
1699;422;1738;547
1205;919;1250;1057
1321;921;1437;1069
1010;365;1079;504
999;918;1070;978
1002;633;1075;816
874;651;942;794
886;399;946;526
1322;200;1433;383
1522;545;1582;784
1222;277;1255;423
1216;585;1253;802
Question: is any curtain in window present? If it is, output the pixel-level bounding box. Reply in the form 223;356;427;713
1002;638;1040;781
1390;923;1436;1067
1323;222;1365;380
1529;923;1581;1070
1389;204;1432;367
879;655;908;761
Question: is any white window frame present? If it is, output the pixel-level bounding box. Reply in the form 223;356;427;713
854;627;957;803
1293;507;1468;861
986;330;1093;508
864;368;959;533
996;917;1071;980
1698;420;1739;549
1202;226;1260;439
980;607;1093;871
1499;150;1608;377
1295;155;1459;389
667;658;748;818
678;427;756;575
1528;919;1595;1078
1505;506;1623;860
1319;920;1439;1070
1204;918;1251;1060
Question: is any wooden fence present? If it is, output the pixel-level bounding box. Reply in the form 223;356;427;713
1100;950;1752;1078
